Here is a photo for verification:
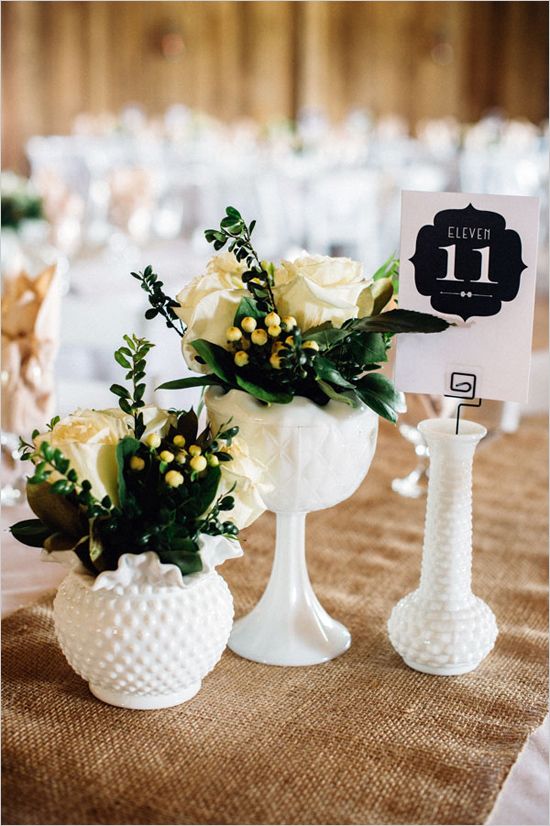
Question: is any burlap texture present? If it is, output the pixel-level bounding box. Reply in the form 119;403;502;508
2;417;548;826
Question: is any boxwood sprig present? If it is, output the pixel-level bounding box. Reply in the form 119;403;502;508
205;205;277;314
131;265;185;337
110;334;154;439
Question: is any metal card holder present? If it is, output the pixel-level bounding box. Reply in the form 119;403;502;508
444;372;482;435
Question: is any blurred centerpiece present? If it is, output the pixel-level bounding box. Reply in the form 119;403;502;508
1;264;60;505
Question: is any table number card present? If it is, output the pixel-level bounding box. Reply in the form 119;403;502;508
394;191;540;403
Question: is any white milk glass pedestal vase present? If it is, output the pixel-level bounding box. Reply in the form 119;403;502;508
388;418;498;676
53;536;241;709
206;388;378;666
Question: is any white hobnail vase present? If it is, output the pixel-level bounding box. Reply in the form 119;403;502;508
53;535;242;709
388;418;498;676
206;387;378;666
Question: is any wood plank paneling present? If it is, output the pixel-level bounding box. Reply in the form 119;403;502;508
2;1;548;172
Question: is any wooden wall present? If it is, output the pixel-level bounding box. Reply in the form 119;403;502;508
2;1;548;172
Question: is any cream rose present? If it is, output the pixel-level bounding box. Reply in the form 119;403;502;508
35;406;176;506
273;254;368;330
218;436;270;530
175;253;248;372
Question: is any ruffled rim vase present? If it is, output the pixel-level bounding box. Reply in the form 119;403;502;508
388;418;498;675
53;535;242;709
206;387;379;666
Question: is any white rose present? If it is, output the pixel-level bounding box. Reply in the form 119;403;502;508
139;405;177;441
35;406;176;506
175;253;248;372
218;437;270;529
273;254;368;330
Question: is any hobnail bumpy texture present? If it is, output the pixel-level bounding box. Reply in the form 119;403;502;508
388;420;498;675
388;591;498;671
53;569;234;697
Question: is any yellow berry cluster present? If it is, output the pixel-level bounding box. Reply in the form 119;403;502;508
226;311;318;371
133;431;221;487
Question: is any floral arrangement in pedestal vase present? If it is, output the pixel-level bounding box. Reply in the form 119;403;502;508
133;206;450;419
125;208;453;669
10;334;266;708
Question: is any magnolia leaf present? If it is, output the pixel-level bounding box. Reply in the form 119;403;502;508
313;356;355;389
115;436;141;509
43;532;82;552
157;374;222;391
191;339;236;385
10;518;52;548
354;309;451;335
177;408;199;445
72;537;99;575
348;332;388;365
157;548;203;575
356;372;407;423
370;278;394;315
356;286;374;318
186;466;222;518
88;518;104;563
316;379;362;408
235;374;293;404
302;324;350;349
26;481;85;537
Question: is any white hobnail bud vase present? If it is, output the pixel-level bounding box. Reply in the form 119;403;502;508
53;535;242;709
206;387;378;666
388;418;498;675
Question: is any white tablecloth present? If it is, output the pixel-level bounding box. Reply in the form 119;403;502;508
1;503;547;825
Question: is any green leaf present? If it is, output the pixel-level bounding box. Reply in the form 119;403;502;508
157;374;223;391
43;532;81;552
352;309;452;335
348;332;388;365
303;322;351;349
110;383;130;399
88;518;104;562
26;481;86;537
114;351;131;369
191;340;237;386
356;372;407;423
234;296;264;326
10;518;52;548
357;278;394;318
51;480;70;495
316;380;362;408
115;436;142;508
313;356;355;389
235;374;293;404
186;466;222;518
157;549;203;576
173;409;197;446
372;252;398;281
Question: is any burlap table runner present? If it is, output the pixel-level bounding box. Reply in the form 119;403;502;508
3;416;548;826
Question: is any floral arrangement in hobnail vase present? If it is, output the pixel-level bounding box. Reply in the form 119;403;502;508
10;333;267;708
129;207;452;667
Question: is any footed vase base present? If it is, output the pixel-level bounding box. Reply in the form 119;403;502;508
403;658;485;676
89;681;201;709
228;614;351;667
